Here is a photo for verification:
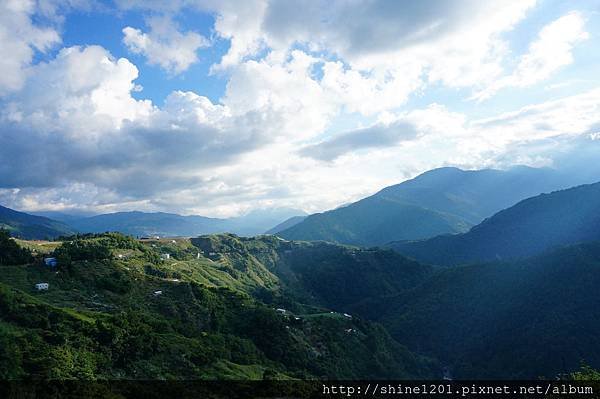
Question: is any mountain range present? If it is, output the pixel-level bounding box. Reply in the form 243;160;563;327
3;165;600;379
2;165;599;246
0;207;306;239
388;182;600;266
275;166;594;246
0;205;75;239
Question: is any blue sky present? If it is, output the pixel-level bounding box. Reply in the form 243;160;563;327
0;0;599;216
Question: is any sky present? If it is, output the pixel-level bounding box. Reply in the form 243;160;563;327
1;0;600;217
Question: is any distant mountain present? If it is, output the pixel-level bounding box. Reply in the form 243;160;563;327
225;208;307;236
277;166;582;246
265;215;306;234
373;242;600;378
64;208;306;237
389;182;600;266
0;205;75;239
30;210;97;223
68;211;225;237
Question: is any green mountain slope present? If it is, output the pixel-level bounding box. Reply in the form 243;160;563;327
372;242;600;379
0;205;75;240
0;233;435;380
265;216;306;234
278;166;577;246
389;182;600;266
192;234;433;314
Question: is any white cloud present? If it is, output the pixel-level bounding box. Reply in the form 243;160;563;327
474;11;589;100
123;16;209;74
115;0;537;106
1;1;599;217
0;0;60;94
4;45;154;134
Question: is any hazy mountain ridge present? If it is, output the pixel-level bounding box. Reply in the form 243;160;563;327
389;181;600;266
265;216;307;234
277;166;587;246
0;205;75;239
3;207;307;239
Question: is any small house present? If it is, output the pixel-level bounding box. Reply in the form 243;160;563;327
343;313;352;319
276;308;287;314
43;257;58;267
160;253;170;260
153;290;163;296
35;283;49;291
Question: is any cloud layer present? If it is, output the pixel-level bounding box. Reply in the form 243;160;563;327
0;0;598;217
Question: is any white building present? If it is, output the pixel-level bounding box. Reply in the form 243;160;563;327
153;290;163;296
35;283;49;290
160;253;170;260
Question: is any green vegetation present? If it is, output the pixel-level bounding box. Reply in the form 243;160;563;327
373;242;600;379
278;166;569;246
0;233;435;380
0;205;75;240
0;230;33;265
572;365;600;381
389;182;600;266
4;228;600;381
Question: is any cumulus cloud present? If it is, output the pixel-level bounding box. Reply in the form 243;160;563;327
0;45;326;210
0;0;60;94
123;16;209;74
1;1;598;216
117;0;536;104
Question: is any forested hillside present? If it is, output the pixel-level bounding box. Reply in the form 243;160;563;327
278;166;576;246
389;182;600;266
0;233;435;380
370;242;600;378
0;205;75;240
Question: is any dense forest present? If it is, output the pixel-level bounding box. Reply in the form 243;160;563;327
0;233;435;380
1;231;599;380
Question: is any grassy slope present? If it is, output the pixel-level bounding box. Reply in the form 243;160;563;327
0;233;436;380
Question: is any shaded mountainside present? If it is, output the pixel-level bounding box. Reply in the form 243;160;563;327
192;234;433;314
265;216;307;234
370;242;600;379
277;166;579;246
0;233;436;380
196;235;600;379
0;205;75;240
389;182;600;266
